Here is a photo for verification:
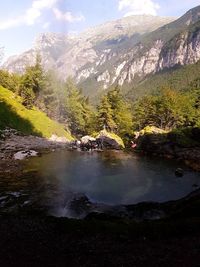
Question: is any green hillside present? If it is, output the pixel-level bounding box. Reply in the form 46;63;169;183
0;86;73;140
127;60;200;100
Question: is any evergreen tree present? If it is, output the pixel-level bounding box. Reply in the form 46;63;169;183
97;95;117;131
64;78;94;135
0;70;20;92
107;87;133;136
40;70;59;118
19;55;46;108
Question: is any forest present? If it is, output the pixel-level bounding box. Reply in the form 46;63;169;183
1;55;200;147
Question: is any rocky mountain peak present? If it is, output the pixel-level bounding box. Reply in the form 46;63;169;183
3;6;200;99
2;14;175;77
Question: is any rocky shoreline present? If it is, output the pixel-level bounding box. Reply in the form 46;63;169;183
0;129;72;179
134;127;200;171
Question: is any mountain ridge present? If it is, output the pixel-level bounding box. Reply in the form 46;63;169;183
2;14;175;81
2;6;200;99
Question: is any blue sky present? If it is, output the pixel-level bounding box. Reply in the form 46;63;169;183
0;0;199;60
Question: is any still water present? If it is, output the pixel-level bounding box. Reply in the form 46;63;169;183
0;150;199;216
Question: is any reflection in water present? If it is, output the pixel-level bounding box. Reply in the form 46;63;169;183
0;150;199;216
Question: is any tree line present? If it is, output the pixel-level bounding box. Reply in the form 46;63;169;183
1;56;200;142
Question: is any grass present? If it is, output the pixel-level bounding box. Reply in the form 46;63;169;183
0;86;73;140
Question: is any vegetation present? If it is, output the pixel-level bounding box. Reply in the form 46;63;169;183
132;88;197;131
0;86;73;139
19;55;46;108
1;51;200;148
61;78;94;135
127;60;200;100
97;87;133;141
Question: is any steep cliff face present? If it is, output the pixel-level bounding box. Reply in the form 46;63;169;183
110;28;200;88
2;15;175;80
158;26;200;69
79;6;200;94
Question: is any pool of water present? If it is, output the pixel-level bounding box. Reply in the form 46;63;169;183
0;150;199;217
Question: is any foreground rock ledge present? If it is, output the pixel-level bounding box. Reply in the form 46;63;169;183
0;134;71;160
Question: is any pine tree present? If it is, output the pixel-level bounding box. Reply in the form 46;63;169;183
63;78;94;135
19;54;46;108
107;87;133;136
97;95;117;131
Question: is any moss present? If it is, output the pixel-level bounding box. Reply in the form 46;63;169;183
0;86;73;140
138;126;168;136
95;129;125;148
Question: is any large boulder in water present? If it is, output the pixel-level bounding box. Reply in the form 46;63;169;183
96;130;125;149
134;126;167;139
134;126;168;153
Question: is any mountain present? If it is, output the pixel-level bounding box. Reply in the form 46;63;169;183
78;5;200;96
2;6;200;99
2;15;175;82
126;60;200;100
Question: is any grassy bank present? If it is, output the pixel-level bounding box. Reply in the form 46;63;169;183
0;86;73;140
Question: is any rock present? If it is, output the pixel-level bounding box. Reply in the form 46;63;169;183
81;136;96;144
96;130;125;149
191;127;200;141
175;168;184;177
135;126;167;138
14;150;38;160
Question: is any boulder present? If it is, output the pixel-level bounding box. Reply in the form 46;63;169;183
81;136;96;144
134;126;167;139
96;130;125;149
191;127;200;141
175;168;184;177
14;150;38;160
134;126;168;153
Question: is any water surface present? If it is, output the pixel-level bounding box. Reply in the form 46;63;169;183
0;150;199;216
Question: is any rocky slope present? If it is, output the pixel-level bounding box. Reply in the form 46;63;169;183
79;5;200;95
2;15;175;84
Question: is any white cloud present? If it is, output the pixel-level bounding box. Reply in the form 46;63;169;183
32;0;58;9
118;0;160;16
53;8;85;23
0;0;59;30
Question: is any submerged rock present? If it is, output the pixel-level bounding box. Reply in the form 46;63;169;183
175;168;184;177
